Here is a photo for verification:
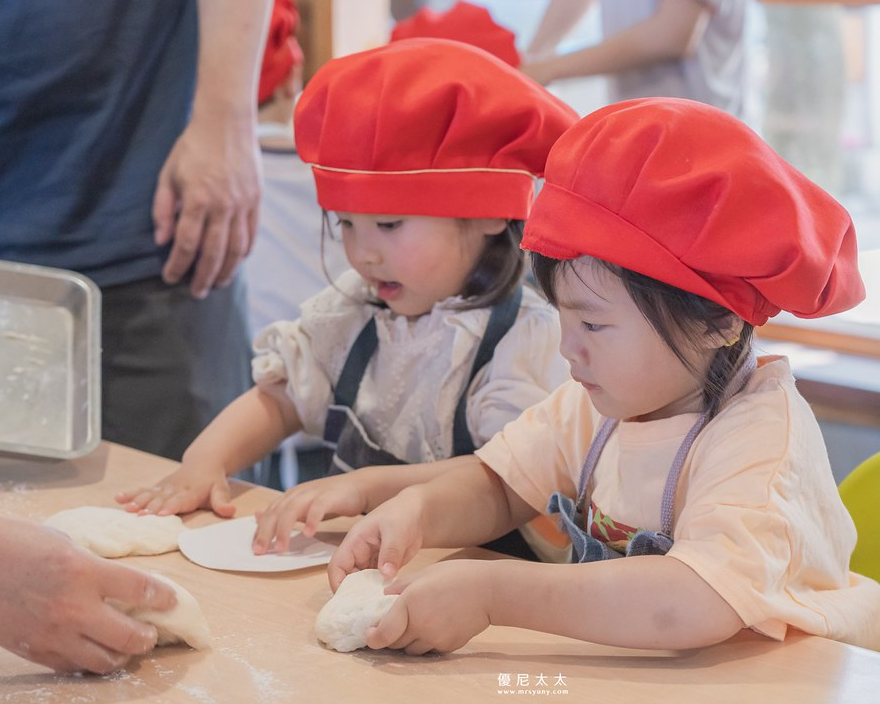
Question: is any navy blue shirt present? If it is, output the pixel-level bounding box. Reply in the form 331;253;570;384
0;0;197;286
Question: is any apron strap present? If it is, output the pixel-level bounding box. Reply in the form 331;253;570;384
575;416;618;507
332;317;378;408
451;285;523;456
577;349;760;536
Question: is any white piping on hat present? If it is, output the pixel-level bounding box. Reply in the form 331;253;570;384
305;163;536;178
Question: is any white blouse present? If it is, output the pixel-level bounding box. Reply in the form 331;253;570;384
252;269;568;463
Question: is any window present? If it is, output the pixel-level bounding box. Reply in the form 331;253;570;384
750;2;880;357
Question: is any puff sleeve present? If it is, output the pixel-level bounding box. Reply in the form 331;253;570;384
251;271;373;437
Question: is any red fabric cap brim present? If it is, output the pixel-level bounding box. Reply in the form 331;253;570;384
523;183;772;324
312;166;536;220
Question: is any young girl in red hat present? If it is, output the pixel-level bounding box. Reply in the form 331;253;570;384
323;97;880;653
117;38;579;561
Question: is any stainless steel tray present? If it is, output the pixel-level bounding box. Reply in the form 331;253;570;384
0;260;101;460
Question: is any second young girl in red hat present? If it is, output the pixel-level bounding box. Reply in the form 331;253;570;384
325;97;880;654
117;38;578;561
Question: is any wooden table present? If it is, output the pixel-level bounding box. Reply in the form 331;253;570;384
1;442;878;703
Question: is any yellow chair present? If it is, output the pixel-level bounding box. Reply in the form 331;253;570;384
839;451;880;584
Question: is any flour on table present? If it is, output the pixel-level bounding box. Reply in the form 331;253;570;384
43;505;185;557
112;572;211;650
314;569;398;652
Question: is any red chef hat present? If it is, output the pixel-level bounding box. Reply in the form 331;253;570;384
294;38;578;220
390;1;520;67
522;98;865;326
258;0;304;105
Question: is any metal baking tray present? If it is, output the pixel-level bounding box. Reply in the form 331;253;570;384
0;260;101;460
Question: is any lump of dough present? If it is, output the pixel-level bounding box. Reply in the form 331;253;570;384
43;506;185;558
314;569;398;652
112;572;212;650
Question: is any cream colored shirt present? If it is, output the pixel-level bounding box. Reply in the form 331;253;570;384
252;270;568;464
476;356;880;650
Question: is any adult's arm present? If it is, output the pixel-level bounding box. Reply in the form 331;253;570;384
525;0;595;61
522;0;711;85
154;0;273;299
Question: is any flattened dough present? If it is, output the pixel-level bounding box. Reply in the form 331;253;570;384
314;569;398;652
112;572;211;650
43;506;185;558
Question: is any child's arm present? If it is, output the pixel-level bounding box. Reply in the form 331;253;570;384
115;382;302;516
251;455;478;553
368;554;744;655
330;457;744;653
490;556;744;649
326;456;537;589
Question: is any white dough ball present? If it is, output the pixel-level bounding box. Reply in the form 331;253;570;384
314;569;398;652
111;572;212;650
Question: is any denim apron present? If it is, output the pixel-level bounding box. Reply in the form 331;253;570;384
548;352;757;563
321;287;538;559
323;286;523;474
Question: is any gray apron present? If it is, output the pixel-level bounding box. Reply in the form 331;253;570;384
549;352;757;563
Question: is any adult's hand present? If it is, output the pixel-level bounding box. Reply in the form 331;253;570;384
0;518;177;673
153;114;262;300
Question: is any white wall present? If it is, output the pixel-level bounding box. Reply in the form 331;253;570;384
332;0;391;57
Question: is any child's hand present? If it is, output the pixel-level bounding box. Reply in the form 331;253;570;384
327;489;426;591
114;464;234;517
366;561;494;654
251;475;370;554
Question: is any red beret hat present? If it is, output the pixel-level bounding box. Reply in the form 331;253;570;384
391;1;521;68
294;38;578;220
522;98;865;326
259;0;304;105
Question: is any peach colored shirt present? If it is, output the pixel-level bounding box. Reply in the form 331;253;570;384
476;356;880;650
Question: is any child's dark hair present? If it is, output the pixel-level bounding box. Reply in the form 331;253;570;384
455;219;524;310
531;252;754;419
321;212;524;311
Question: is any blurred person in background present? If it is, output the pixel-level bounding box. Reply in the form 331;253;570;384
521;0;747;117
